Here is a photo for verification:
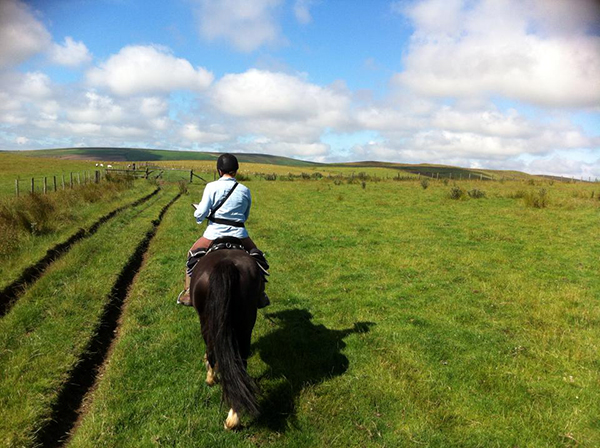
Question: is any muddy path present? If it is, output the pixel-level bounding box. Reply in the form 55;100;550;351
0;187;160;317
33;192;181;448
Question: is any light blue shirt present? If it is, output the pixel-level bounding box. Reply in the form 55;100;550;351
194;177;251;239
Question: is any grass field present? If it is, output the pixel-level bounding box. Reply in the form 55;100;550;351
1;153;598;447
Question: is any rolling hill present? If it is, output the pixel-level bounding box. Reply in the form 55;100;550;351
5;147;548;180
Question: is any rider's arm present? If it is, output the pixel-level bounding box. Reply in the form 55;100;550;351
194;184;214;224
243;189;251;221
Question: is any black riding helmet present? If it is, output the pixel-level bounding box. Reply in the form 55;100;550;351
216;153;239;174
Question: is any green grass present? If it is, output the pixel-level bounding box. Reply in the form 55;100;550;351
0;187;178;447
64;178;599;447
0;178;157;290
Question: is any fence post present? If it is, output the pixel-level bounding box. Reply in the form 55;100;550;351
53;176;57;192
480;174;483;181
15;179;19;197
31;178;35;194
77;173;81;185
190;170;193;183
95;170;100;183
62;174;65;190
44;177;47;194
145;168;149;179
69;172;73;189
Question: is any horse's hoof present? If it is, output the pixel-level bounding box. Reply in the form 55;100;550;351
224;409;240;430
205;376;215;387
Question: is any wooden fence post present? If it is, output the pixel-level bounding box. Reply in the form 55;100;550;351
95;170;100;183
53;176;57;192
15;179;19;197
77;173;81;185
62;174;65;190
31;178;34;194
44;177;47;194
190;170;193;183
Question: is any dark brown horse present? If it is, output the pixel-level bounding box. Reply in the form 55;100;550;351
190;241;263;429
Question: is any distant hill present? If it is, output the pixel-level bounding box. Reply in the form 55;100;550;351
333;161;537;181
9;147;545;180
13;147;320;167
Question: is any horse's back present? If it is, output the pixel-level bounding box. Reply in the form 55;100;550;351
190;248;262;322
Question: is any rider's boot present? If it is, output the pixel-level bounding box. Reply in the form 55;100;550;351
176;272;192;306
249;248;270;309
177;248;208;306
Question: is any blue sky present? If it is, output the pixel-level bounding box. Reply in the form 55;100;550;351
1;0;599;178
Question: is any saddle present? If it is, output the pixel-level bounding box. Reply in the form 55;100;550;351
208;236;246;253
186;237;270;277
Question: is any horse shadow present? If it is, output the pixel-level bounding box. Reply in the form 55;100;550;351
252;308;374;431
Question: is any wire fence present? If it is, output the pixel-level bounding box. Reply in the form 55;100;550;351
13;170;107;197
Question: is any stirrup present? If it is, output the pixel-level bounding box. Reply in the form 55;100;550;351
177;288;192;306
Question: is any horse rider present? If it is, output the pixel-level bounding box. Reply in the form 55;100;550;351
177;153;270;307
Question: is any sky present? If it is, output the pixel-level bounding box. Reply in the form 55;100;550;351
0;0;599;178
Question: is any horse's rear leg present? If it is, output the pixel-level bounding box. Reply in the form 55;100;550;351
204;352;216;387
224;408;240;430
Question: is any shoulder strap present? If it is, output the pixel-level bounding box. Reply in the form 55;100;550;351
208;182;238;220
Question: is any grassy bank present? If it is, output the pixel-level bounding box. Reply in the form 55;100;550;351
0;176;157;291
0;187;178;447
67;178;598;447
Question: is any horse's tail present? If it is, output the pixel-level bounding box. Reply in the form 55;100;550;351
207;259;259;416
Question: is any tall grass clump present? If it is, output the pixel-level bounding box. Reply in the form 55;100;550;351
524;188;548;208
467;188;486;199
0;178;137;257
448;186;465;200
177;180;189;195
420;179;429;189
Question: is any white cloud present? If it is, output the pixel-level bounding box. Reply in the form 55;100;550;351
0;0;51;69
49;37;92;67
431;107;538;138
140;97;169;118
15;72;53;99
86;45;213;95
180;123;230;143
527;156;600;179
209;69;351;148
212;69;349;123
294;0;316;25
394;0;600;108
195;0;284;52
66;91;124;124
16;136;29;145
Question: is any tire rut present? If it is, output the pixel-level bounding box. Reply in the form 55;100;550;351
0;187;160;317
34;192;181;448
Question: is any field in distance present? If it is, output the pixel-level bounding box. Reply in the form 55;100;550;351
4;147;560;182
0;151;598;447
